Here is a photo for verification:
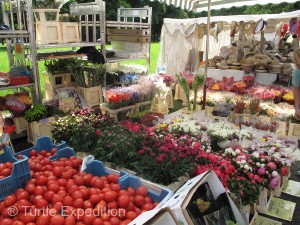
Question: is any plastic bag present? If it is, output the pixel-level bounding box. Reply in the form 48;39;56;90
80;155;95;171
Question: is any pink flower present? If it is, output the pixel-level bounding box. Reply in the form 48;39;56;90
248;173;254;179
267;162;277;170
95;129;101;136
156;157;164;163
171;157;177;162
150;153;155;157
258;167;266;175
270;177;279;189
138;150;144;155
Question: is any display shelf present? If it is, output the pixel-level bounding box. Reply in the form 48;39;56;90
106;56;149;63
0;83;33;91
0;30;30;38
36;42;101;49
37;53;87;61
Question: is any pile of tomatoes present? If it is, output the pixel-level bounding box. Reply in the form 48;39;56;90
0;162;14;180
0;149;158;225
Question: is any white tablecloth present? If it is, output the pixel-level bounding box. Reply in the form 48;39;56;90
254;72;277;86
199;68;244;81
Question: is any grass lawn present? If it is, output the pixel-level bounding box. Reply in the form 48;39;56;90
0;42;160;97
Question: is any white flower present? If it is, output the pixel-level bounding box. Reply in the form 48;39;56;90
206;150;211;153
261;158;265;162
235;149;241;154
266;171;269;174
252;152;259;158
256;162;261;167
232;152;236;157
261;164;266;167
272;171;279;177
244;165;250;170
241;160;246;164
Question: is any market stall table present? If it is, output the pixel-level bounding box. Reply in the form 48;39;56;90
199;68;244;81
255;72;278;85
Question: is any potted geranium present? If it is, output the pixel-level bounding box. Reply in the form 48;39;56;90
24;104;55;144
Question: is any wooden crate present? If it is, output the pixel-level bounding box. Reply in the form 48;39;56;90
100;104;135;121
65;73;77;87
288;121;300;137
134;101;151;113
12;117;28;134
107;35;150;43
27;117;55;145
256;187;273;214
61;22;80;43
277;120;288;136
35;21;63;45
78;86;103;108
43;71;69;89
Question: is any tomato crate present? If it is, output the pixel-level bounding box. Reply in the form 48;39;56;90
83;160;128;179
0;145;31;201
14;136;66;158
51;147;76;161
119;175;173;209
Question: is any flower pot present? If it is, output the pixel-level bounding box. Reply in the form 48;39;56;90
78;86;103;108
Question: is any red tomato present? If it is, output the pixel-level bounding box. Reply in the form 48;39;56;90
36;176;48;186
118;195;130;208
80;188;90;200
104;191;117;202
1;168;12;177
106;174;119;184
57;190;68;198
90;177;104;189
110;217;120;225
35;199;48;209
144;196;153;203
83;174;92;186
73;199;84;209
0;201;5;212
12;221;25;225
126;187;135;196
51;148;57;155
126;211;137;220
92;218;103;225
72;190;83;200
2;218;14;225
16;191;30;200
117;208;127;220
64;215;76;225
44;191;55;203
40;150;47;156
120;220;131;225
52;194;63;205
111;184;121;192
83;200;93;209
142;203;154;211
18;213;36;224
48;184;60;193
2;207;13;218
0;163;6;170
107;201;118;210
36;215;50;225
50;215;64;225
136;186;148;197
63;196;74;206
53;202;63;211
134;195;145;208
17;199;31;213
30;150;38;157
118;190;129;196
82;211;96;225
58;179;67;187
16;154;22;160
4;195;17;207
89;194;102;204
53;167;63;178
34;186;47;196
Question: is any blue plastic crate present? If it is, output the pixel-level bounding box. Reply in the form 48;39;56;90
83;160;128;179
0;145;31;201
119;175;173;208
14;136;66;158
51;147;76;161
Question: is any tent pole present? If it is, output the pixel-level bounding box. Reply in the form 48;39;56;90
202;0;211;110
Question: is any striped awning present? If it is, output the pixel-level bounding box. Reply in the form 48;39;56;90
153;0;300;12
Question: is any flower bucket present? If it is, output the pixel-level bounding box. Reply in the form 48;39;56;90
257;187;273;214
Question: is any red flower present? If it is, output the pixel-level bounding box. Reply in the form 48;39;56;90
4;125;16;135
280;166;288;176
95;129;101;136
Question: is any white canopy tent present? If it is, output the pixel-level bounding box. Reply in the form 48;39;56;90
152;0;300;12
158;10;300;75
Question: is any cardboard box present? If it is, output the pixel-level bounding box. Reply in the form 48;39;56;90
112;41;149;52
107;28;150;36
163;171;247;225
107;35;150;43
129;208;179;225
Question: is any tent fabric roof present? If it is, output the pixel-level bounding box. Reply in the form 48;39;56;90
163;9;300;24
153;0;300;12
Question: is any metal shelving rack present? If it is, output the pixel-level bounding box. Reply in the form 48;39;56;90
1;0;41;103
106;6;152;73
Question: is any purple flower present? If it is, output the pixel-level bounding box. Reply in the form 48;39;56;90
258;167;266;175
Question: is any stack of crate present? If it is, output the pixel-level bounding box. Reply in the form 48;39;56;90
107;28;150;59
